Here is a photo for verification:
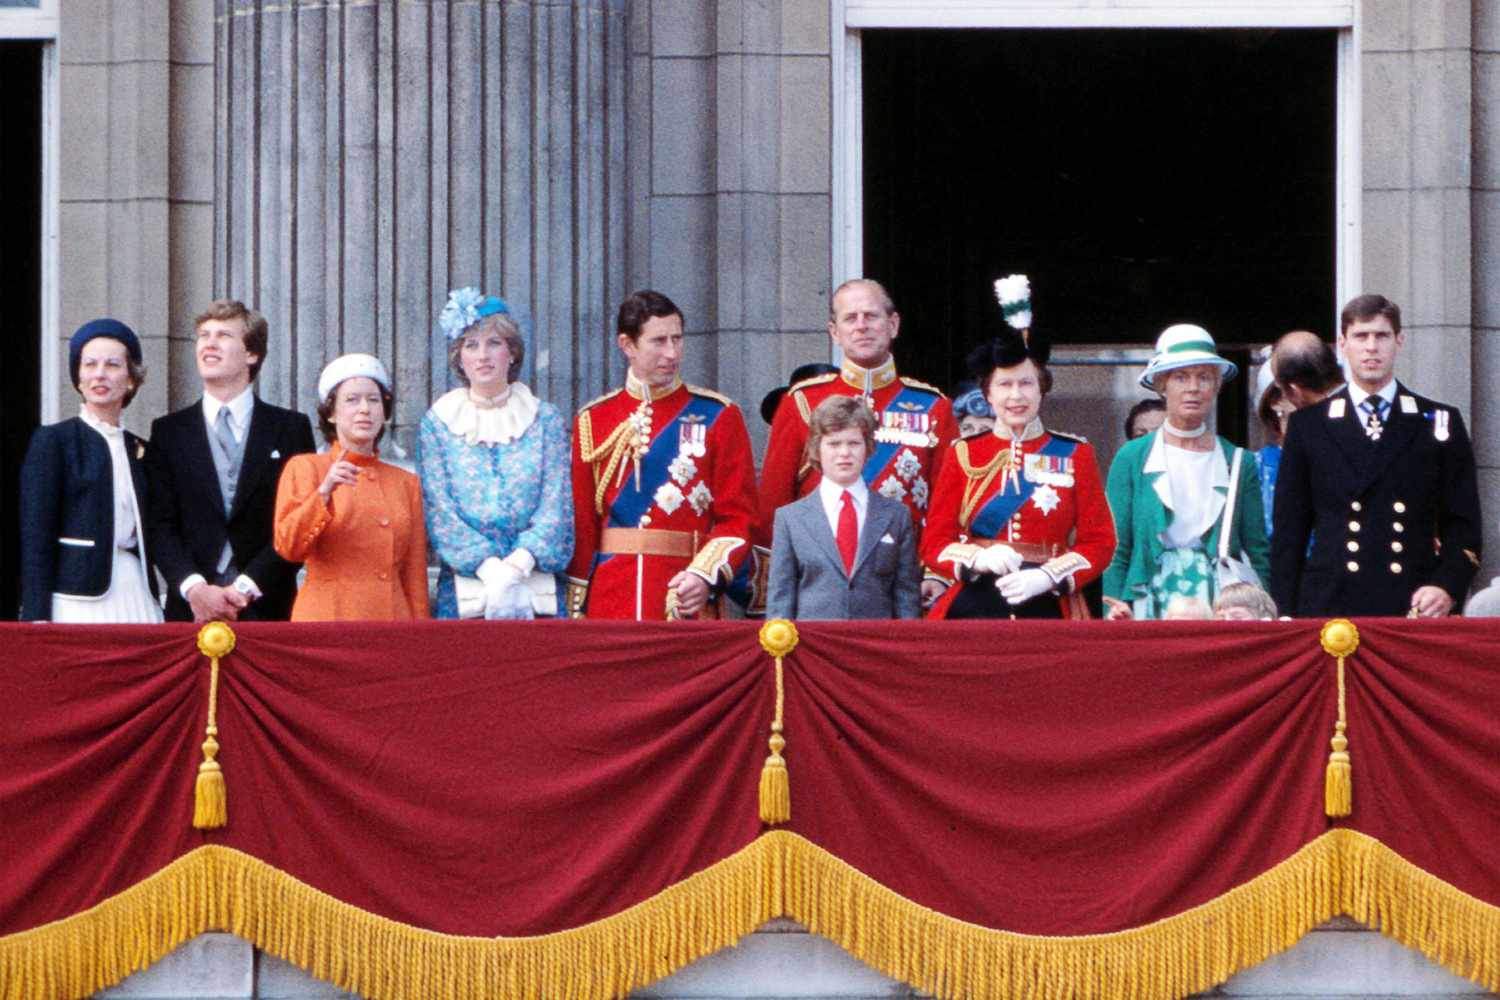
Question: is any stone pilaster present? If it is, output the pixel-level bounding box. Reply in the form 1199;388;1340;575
57;0;214;432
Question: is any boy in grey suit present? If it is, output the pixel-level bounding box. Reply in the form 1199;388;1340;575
766;397;921;620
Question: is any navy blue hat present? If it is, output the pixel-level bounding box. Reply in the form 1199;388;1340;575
69;318;143;387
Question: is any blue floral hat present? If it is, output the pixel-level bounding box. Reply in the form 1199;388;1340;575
438;287;513;341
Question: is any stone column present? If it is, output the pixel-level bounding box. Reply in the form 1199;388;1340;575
214;0;629;449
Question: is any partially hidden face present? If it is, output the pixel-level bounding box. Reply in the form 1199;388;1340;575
817;425;869;487
619;314;684;389
195;317;259;387
1160;365;1221;426
460;328;513;391
77;338;133;411
828;283;899;368
332;376;386;450
1338;314;1402;392
959;414;996;438
985;358;1043;434
1128;408;1165;440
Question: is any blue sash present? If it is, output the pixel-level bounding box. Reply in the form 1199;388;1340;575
864;385;940;486
969;436;1078;537
606;395;724;529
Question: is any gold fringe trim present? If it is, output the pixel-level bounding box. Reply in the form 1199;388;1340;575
4;830;1499;1000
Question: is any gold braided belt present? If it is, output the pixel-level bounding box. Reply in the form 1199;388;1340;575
599;527;701;558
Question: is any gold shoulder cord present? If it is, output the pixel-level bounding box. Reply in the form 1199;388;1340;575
956;440;1013;530
578;410;637;516
794;389;813;425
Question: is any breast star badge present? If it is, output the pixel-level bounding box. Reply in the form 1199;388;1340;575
1030;483;1060;516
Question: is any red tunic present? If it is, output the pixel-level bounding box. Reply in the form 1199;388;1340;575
921;427;1116;620
566;377;759;620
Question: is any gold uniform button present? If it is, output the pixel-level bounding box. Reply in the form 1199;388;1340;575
1351;501;1362;512
640;515;652;527
379;518;391;527
1347;541;1360;553
1391;541;1403;553
378;571;389;581
1394;501;1407;513
1390;562;1403;574
1393;522;1405;534
1348;521;1361;533
1346;561;1360;573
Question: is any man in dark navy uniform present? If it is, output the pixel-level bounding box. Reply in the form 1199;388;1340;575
1271;295;1482;618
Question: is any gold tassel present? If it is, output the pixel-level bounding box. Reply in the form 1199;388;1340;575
1319;619;1359;819
757;620;799;825
193;623;237;830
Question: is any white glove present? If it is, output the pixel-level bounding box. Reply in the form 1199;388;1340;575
996;568;1055;605
972;543;1024;576
476;558;534;621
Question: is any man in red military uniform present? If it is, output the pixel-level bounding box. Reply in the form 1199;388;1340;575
566;290;759;620
757;279;959;608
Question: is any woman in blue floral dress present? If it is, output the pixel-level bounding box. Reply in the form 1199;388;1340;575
417;289;573;619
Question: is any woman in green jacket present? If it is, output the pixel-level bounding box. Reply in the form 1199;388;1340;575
1102;325;1270;620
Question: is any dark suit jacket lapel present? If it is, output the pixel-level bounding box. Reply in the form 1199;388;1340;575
229;399;275;522
1353;383;1421;497
184;401;228;515
850;498;889;578
1318;387;1366;484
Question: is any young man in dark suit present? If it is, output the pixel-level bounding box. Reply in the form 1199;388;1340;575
1271;295;1483;618
147;300;315;622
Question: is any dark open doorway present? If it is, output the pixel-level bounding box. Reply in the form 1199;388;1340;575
1;42;44;618
862;28;1337;401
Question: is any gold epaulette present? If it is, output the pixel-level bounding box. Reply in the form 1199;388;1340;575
789;372;838;393
577;387;624;414
1049;429;1088;444
898;375;945;397
686;384;735;408
788;373;838;425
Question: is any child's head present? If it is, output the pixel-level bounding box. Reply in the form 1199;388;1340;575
1213;583;1278;621
806;396;877;487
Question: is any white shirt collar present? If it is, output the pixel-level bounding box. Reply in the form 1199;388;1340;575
818;475;868;510
203;387;255;438
1346;379;1397;414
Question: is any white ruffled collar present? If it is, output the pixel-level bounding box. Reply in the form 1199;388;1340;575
430;383;541;445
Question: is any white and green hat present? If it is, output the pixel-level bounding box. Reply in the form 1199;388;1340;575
1139;324;1238;391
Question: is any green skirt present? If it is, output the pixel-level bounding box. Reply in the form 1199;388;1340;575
1131;547;1215;621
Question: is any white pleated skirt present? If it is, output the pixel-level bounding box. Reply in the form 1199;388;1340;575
51;548;164;624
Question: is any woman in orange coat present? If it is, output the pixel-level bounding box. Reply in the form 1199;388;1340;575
274;353;430;620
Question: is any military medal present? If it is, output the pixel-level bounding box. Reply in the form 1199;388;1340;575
1434;410;1450;442
679;418;707;457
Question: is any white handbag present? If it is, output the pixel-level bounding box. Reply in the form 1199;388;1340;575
454;570;560;618
1214;447;1263;591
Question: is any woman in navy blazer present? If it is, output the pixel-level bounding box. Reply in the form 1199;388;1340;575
19;319;162;622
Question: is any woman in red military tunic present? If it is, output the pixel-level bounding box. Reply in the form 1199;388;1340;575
922;277;1116;619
